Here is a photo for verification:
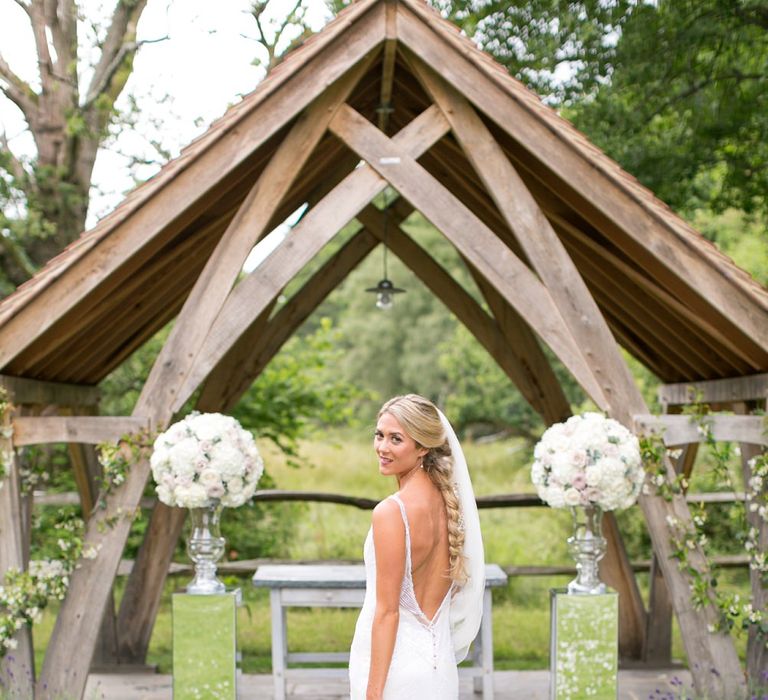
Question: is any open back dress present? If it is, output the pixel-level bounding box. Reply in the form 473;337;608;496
348;493;458;699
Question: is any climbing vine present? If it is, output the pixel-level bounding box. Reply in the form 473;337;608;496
641;400;768;647
0;428;151;656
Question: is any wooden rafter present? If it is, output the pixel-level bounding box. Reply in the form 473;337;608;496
376;0;397;131
396;2;768;361
200;230;380;413
360;202;560;421
137;56;375;422
173;105;451;413
328;103;605;406
0;3;387;375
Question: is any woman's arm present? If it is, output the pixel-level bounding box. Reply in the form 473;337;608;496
366;499;406;700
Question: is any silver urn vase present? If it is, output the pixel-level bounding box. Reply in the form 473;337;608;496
567;504;607;595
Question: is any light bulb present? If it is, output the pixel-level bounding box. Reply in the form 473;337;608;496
376;291;394;310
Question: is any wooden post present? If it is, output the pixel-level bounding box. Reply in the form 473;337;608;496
115;232;379;663
644;443;698;665
734;401;767;685
0;404;35;696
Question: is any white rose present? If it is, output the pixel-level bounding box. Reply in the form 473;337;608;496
552;453;581;482
189;413;236;442
564;488;581;506
184;483;209;508
531;462;546;486
209;442;245;479
227;476;244;495
545;484;567;508
156;484;174;506
169;438;201;478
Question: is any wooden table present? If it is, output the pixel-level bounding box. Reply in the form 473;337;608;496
252;563;508;700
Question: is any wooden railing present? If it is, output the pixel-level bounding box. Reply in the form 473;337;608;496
33;489;751;579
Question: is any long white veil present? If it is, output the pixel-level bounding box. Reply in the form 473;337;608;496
437;408;485;663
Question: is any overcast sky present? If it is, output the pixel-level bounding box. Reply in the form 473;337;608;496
0;0;331;225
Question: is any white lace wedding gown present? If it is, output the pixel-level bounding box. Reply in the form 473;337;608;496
348;493;458;699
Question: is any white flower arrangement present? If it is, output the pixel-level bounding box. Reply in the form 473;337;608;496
150;412;264;509
531;412;643;511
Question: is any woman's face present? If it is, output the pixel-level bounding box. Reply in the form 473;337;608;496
374;412;428;478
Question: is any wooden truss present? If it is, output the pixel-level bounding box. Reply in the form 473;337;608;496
0;2;765;697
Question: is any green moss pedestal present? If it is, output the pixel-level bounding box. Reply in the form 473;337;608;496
550;588;618;700
172;589;240;699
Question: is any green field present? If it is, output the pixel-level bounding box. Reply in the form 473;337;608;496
31;432;753;676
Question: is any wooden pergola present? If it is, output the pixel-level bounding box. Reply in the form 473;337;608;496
0;0;766;697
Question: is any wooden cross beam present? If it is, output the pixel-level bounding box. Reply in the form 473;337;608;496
0;375;99;407
136;56;376;422
659;373;768;410
634;414;768;447
11;416;150;446
201;230;380;413
358;202;557;419
328;103;605;407
172;105;451;413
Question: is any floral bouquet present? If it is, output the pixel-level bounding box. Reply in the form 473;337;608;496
150;412;263;509
531;412;643;511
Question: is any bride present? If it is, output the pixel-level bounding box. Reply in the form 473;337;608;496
348;394;485;700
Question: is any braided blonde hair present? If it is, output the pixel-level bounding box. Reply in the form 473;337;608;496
379;394;467;584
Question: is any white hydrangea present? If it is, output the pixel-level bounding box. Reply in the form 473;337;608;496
149;412;264;509
531;412;643;511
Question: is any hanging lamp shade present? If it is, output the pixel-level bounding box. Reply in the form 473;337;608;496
365;278;405;310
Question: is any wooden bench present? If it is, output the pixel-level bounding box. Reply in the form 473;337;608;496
252;563;508;700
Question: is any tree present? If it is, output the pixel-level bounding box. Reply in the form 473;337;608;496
429;0;633;102
570;0;768;220
0;0;157;294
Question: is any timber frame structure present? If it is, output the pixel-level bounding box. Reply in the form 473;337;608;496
0;0;766;697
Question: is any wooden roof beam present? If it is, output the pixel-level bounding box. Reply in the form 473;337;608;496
376;1;397;132
173;104;451;413
359;202;557;419
136;55;376;423
328;102;606;407
198;229;380;413
396;2;768;359
0;375;99;407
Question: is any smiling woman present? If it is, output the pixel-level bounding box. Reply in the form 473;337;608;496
348;394;485;700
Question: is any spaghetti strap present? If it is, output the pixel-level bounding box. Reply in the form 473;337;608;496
389;493;412;573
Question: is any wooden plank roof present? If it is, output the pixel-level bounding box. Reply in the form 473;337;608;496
0;0;766;386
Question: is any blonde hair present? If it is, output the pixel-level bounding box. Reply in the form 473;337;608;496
378;394;467;584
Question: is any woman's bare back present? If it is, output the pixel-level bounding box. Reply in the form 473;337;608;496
398;482;452;620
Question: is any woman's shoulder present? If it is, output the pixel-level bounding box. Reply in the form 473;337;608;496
371;496;402;527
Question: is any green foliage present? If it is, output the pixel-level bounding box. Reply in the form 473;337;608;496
429;0;633;103
569;1;768;220
233;317;371;464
